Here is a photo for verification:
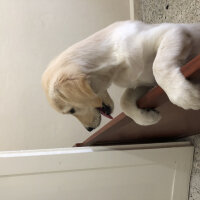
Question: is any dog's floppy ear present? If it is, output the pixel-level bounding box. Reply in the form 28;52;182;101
55;72;102;107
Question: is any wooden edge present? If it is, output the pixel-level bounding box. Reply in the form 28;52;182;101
80;113;132;146
74;113;130;147
74;54;200;147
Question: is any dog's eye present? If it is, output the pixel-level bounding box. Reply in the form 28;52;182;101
69;108;75;114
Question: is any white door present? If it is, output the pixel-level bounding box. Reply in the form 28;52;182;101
0;142;193;200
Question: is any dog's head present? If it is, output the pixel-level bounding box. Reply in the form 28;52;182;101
42;66;114;131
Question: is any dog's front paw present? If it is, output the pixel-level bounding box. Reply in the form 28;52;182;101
168;83;200;110
121;87;161;126
132;108;161;126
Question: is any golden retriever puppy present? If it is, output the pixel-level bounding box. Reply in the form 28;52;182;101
42;21;200;131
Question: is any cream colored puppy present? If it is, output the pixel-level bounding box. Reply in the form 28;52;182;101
42;21;200;131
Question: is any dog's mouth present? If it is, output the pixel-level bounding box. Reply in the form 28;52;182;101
97;103;113;119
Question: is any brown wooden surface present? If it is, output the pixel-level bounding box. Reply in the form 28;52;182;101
74;55;200;147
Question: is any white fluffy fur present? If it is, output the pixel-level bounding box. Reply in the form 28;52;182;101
42;21;200;129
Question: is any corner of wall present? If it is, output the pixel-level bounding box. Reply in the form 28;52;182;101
129;0;143;21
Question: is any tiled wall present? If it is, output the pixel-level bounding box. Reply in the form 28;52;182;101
138;0;200;23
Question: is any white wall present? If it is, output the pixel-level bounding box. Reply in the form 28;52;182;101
0;0;130;150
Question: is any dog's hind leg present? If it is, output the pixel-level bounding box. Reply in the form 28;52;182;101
153;27;200;110
120;86;161;126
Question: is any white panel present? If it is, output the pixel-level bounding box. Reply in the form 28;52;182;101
0;0;130;150
0;144;194;200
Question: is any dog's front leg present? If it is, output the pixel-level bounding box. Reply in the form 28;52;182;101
120;87;161;126
153;28;200;110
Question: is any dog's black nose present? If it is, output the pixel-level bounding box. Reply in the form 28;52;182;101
86;127;94;132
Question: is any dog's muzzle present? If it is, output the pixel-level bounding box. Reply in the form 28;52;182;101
85;103;113;132
97;103;113;119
